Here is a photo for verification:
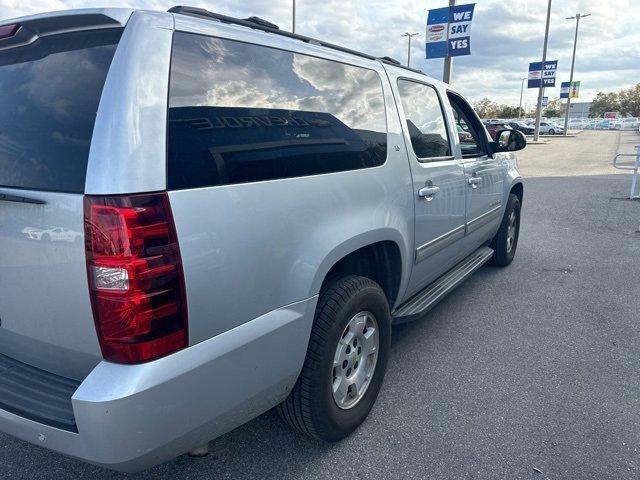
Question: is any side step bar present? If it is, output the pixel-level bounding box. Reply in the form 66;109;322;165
393;246;494;324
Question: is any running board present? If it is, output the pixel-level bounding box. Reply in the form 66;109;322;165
393;246;494;324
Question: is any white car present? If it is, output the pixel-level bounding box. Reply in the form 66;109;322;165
538;122;563;135
21;226;83;243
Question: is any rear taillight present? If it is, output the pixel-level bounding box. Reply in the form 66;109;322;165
84;193;188;364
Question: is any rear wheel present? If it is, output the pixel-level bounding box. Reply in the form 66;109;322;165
548;128;555;135
278;275;391;441
489;193;521;267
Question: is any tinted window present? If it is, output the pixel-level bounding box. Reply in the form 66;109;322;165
167;33;387;189
397;80;450;159
0;29;121;193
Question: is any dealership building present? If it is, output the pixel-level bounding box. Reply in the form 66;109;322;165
567;101;592;118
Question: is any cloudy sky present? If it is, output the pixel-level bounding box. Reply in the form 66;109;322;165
1;0;638;108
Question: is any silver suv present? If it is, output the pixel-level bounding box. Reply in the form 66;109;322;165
0;7;525;472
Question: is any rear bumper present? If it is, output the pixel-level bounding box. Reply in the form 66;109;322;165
0;296;317;472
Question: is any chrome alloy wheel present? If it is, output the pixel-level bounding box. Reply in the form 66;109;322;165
332;311;379;410
506;210;517;253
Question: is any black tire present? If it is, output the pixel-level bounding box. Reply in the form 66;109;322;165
278;274;391;441
489;193;521;267
548;128;555;135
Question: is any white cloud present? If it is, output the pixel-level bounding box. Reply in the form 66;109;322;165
1;0;638;105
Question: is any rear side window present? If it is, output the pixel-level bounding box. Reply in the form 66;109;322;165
397;79;451;160
0;29;121;193
167;32;387;189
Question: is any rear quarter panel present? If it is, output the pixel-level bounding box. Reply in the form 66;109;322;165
168;17;415;343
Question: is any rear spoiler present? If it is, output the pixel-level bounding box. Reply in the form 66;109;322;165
0;8;133;51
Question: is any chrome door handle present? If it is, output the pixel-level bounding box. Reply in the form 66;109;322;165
418;185;440;200
467;176;482;187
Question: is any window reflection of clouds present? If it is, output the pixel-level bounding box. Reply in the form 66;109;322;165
169;35;386;133
398;81;447;135
0;32;119;192
397;80;450;159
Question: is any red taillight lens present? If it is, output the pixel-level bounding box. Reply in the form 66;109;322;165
84;193;188;363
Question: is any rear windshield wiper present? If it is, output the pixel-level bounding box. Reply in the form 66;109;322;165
0;192;46;205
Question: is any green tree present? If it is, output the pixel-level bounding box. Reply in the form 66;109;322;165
589;91;621;117
473;98;500;119
619;83;640;117
497;105;521;118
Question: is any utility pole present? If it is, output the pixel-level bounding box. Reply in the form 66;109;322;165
533;0;552;142
401;32;419;68
292;0;296;33
562;13;590;135
518;78;526;118
442;0;456;83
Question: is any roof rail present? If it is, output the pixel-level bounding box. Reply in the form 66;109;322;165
379;56;401;65
168;6;424;74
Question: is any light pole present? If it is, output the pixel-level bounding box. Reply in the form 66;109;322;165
292;0;296;33
562;13;590;135
442;0;456;83
518;78;526;118
401;32;419;68
533;0;552;142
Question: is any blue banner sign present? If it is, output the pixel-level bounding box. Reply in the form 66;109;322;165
560;81;580;98
528;60;558;88
426;3;475;59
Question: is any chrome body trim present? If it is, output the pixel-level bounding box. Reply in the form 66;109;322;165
466;204;502;234
415;224;465;263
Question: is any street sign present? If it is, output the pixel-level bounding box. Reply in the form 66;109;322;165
604;112;620;119
528;60;558;88
560;81;580;99
426;3;475;59
542;96;549;107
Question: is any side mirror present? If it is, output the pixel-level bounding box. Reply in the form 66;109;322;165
494;129;527;152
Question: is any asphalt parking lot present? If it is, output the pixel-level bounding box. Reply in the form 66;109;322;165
1;130;639;479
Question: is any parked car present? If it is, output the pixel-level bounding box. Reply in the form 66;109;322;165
483;121;513;140
507;121;535;135
622;118;639;130
567;118;587;129
21;226;83;243
0;7;525;472
538;121;563;135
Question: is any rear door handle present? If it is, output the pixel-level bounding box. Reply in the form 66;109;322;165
467;176;482;187
418;185;440;199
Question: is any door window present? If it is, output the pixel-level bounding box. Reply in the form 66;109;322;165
447;92;488;157
397;79;451;161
